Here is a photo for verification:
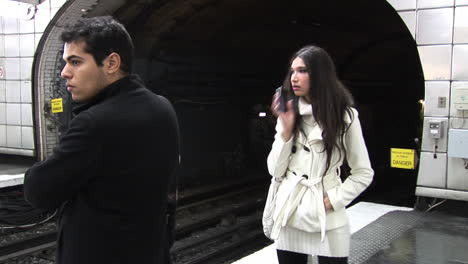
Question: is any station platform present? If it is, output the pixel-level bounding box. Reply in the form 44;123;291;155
232;200;468;264
0;154;32;188
2;157;468;264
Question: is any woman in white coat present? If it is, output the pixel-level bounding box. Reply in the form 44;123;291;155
267;45;374;264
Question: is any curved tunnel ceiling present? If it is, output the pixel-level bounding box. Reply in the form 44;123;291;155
87;0;424;102
48;0;424;199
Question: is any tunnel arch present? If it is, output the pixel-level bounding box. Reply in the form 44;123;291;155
33;0;424;203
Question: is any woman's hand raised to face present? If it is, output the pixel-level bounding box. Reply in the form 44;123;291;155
271;93;295;142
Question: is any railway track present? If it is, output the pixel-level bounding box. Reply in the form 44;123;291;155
0;179;269;263
0;230;56;263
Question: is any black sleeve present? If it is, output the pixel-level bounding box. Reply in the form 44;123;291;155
161;95;180;249
23;112;101;210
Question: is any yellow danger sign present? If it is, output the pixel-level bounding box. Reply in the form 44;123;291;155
51;98;63;113
390;148;416;169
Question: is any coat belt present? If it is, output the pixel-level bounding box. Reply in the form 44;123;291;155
271;175;327;242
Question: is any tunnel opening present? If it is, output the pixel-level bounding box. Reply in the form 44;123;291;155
103;0;424;205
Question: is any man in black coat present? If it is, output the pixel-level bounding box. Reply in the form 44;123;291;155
23;16;180;264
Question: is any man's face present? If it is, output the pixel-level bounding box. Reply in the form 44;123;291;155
61;41;109;102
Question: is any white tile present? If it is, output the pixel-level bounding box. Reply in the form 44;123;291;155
452;45;468;80
21;81;32;103
3;17;18;34
454;7;468;43
399;11;416;39
387;0;416;10
0;17;3;34
51;0;66;8
418;0;454;8
5;81;21;102
0;125;6;147
0;103;5;124
418;45;452;80
6;125;21;148
4;35;20;57
51;7;60;19
34;8;51;33
456;0;468;5
35;34;43;50
5;58;20;80
448;156;468;190
5;80;21;103
20;57;33;80
0;36;4;57
6;103;21;125
21;103;32;126
38;0;51;8
0;58;5;79
424;81;451;116
19;34;35;57
19;17;35;34
0;81;5;102
417;152;447;187
450;82;468;117
416;8;454;45
21;126;34;149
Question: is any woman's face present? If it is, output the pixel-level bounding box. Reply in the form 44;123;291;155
290;57;311;102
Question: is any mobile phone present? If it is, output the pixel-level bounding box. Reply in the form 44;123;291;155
275;87;287;112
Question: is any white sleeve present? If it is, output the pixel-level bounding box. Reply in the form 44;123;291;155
327;109;374;209
267;119;295;179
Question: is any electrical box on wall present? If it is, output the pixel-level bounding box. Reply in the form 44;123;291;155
421;118;448;152
453;87;468;110
448;129;468;158
429;120;442;139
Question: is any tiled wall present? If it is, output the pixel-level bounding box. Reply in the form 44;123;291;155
2;0;466;161
387;0;468;192
0;0;65;156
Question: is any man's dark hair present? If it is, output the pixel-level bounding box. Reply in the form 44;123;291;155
61;16;134;73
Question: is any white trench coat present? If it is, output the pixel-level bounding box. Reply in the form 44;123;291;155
267;98;374;257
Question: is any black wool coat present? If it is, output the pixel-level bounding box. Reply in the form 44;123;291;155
24;75;180;264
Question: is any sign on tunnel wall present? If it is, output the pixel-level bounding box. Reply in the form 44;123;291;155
51;98;63;113
390;148;416;169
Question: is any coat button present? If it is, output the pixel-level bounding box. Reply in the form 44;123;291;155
302;174;309;179
292;145;297;153
303;146;310;152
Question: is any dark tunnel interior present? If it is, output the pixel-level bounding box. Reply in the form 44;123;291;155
105;0;425;205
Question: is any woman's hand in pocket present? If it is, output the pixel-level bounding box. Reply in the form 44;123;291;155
323;196;333;212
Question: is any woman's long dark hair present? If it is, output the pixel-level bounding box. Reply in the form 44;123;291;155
282;45;355;176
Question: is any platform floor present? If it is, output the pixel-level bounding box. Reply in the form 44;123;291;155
232;202;413;264
364;211;468;264
0;154;31;188
234;199;468;264
2;157;468;264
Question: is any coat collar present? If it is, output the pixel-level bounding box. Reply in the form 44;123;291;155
298;97;312;116
72;74;145;115
296;97;354;145
297;97;323;143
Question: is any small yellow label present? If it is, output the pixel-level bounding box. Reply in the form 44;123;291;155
390;148;416;169
51;98;63;113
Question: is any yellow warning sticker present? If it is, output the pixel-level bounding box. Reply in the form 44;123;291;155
390;148;416;169
51;98;63;113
